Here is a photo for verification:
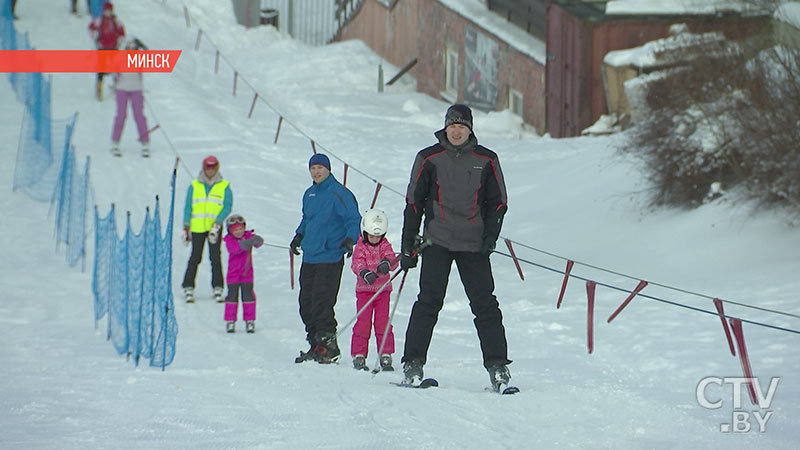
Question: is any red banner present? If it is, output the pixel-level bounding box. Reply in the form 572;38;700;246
0;50;182;73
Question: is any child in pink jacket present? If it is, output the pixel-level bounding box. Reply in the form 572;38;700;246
222;214;263;333
350;209;398;371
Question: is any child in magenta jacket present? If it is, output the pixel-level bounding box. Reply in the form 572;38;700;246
350;209;398;371
222;214;263;333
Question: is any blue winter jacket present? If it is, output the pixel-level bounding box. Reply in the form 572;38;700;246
295;174;361;264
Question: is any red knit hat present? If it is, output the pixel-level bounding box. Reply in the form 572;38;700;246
102;2;113;11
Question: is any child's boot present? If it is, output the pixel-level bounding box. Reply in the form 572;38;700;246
380;354;394;371
141;141;150;158
111;141;121;157
226;321;235;333
96;80;103;100
353;355;367;371
245;321;255;333
183;287;195;303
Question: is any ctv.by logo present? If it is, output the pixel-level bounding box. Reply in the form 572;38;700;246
696;377;780;433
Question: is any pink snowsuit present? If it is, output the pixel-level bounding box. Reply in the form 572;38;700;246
223;230;262;322
111;72;149;144
350;236;398;357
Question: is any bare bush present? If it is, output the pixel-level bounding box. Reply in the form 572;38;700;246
623;32;800;213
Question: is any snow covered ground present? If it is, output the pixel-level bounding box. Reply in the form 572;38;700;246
2;0;799;449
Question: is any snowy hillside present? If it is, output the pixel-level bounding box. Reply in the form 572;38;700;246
2;0;799;449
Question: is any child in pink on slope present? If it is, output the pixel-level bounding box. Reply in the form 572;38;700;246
350;209;398;371
222;214;263;334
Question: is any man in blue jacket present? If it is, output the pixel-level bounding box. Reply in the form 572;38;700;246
291;153;361;364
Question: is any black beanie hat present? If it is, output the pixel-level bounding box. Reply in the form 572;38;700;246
444;104;473;131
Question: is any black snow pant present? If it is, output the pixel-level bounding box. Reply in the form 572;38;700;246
298;259;344;340
402;244;510;369
182;231;224;290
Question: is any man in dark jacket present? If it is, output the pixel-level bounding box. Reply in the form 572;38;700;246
291;153;362;364
400;104;512;391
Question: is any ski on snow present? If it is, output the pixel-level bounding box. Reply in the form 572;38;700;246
391;378;439;389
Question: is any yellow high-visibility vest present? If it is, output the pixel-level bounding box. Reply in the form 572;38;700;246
190;179;229;232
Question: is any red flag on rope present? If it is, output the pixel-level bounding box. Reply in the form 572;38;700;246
343;164;349;186
713;298;736;356
247;93;258;118
289;251;295;290
310;140;317;154
503;239;525;280
607;280;648;323
729;318;758;405
556;260;574;309
274;116;283;144
370;183;382;209
586;280;596;354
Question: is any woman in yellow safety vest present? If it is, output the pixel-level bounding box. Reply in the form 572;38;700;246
181;155;233;303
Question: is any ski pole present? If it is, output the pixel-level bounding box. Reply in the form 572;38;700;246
370;238;432;373
371;269;410;374
336;267;404;339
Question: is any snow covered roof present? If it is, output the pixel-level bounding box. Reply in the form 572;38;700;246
603;23;726;68
605;0;764;16
438;0;546;64
775;2;800;28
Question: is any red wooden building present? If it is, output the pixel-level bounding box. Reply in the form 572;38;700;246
336;0;770;137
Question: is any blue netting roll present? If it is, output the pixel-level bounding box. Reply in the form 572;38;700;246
109;219;129;355
150;172;178;369
53;129;88;269
93;205;116;323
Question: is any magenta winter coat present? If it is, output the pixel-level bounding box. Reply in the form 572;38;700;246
350;237;398;293
223;230;261;284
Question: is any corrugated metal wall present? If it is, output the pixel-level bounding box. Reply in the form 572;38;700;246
260;0;357;46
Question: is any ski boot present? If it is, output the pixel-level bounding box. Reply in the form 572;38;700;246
141;141;150;158
96;80;103;101
226;321;235;333
183;287;195;303
245;321;255;334
402;359;424;385
111;141;121;157
352;355;367;371
380;354;394;371
213;287;224;303
487;363;511;392
313;332;340;364
295;334;320;363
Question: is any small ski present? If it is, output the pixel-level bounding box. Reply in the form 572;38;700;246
294;351;339;364
294;351;311;363
392;378;438;389
487;385;520;395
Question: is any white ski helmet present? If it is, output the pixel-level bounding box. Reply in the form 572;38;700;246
361;209;388;236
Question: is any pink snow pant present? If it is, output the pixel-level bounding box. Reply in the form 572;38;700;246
350;289;394;357
224;283;256;322
112;89;149;143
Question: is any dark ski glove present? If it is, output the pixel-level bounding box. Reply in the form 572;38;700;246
376;258;391;274
400;251;418;271
479;236;497;254
341;237;354;258
480;206;507;254
360;269;377;285
240;235;264;251
289;233;303;255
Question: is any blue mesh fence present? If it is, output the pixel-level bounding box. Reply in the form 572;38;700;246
92;171;179;369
